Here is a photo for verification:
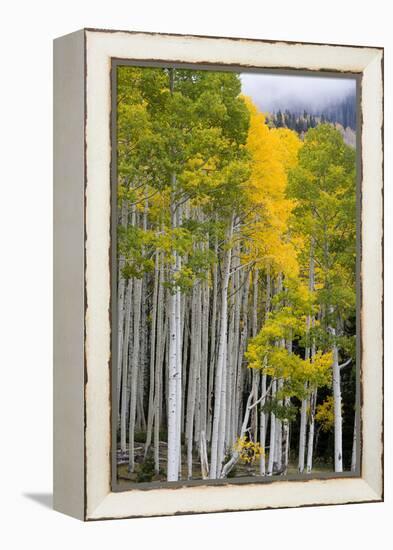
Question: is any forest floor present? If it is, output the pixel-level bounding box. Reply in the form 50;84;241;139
116;442;333;485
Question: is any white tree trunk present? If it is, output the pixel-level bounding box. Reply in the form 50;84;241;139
117;200;128;403
306;389;317;473
175;262;182;477
200;430;209;479
259;269;271;476
299;242;315;472
210;217;234;479
186;283;200;479
207;240;218;443
251;269;259;441
200;274;209;440
153;255;165;473
120;278;132;452
282;397;290;475
298;394;308;473
128;276;143;472
267;379;277;476
167;285;179;480
332;340;343;472
144;254;159;458
259;373;267;476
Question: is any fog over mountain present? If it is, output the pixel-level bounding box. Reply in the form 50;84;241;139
241;72;356;115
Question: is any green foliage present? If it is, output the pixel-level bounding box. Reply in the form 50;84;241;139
287;124;356;329
135;456;156;483
117;65;252;291
261;399;297;421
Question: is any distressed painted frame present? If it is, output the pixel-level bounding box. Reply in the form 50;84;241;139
53;28;383;521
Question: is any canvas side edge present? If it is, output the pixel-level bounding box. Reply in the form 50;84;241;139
53;29;86;521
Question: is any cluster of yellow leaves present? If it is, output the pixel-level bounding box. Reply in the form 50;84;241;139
234;436;264;464
247;339;332;389
242;97;302;276
315;396;335;432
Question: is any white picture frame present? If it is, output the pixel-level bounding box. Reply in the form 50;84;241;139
53;28;383;521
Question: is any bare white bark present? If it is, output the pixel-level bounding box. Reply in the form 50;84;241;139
298;394;308;473
267;379;277;476
144;254;159;458
207;237;218;443
299;242;315;472
117;200;128;403
167;286;179;480
259;269;271;476
332;339;343;472
251;269;259;441
200;430;209;479
120;278;132;452
200;274;209;439
128;276;143;472
306;389;317;473
175;258;182;477
210;217;234;479
259;373;267;476
186;283;201;479
153;254;165;473
217;337;227;477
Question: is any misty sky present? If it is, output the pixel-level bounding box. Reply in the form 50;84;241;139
241;72;356;114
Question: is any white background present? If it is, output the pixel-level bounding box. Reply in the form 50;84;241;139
0;1;391;548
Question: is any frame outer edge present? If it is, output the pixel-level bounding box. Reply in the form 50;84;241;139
53;29;86;521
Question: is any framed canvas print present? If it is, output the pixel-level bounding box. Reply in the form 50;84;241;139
53;29;383;521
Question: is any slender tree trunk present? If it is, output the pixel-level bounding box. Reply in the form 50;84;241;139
207;237;218;443
299;322;311;473
181;300;189;434
137;273;148;433
210;216;234;479
231;255;242;446
217;339;227;477
267;379;276;476
120;279;132;452
332;338;343;472
144;254;159;458
117;200;128;405
128;276;143;472
251;269;259;441
234;270;250;443
186;283;200;479
306;389;317;473
175;239;183;478
259;373;268;476
200;273;209;441
154;254;165;473
299;242;315;472
167;290;178;479
200;430;209;479
282;338;292;475
166;69;182;481
298;395;308;473
274;380;283;472
226;246;237;449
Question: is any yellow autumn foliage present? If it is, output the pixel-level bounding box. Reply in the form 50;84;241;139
241;97;302;276
234;436;264;464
